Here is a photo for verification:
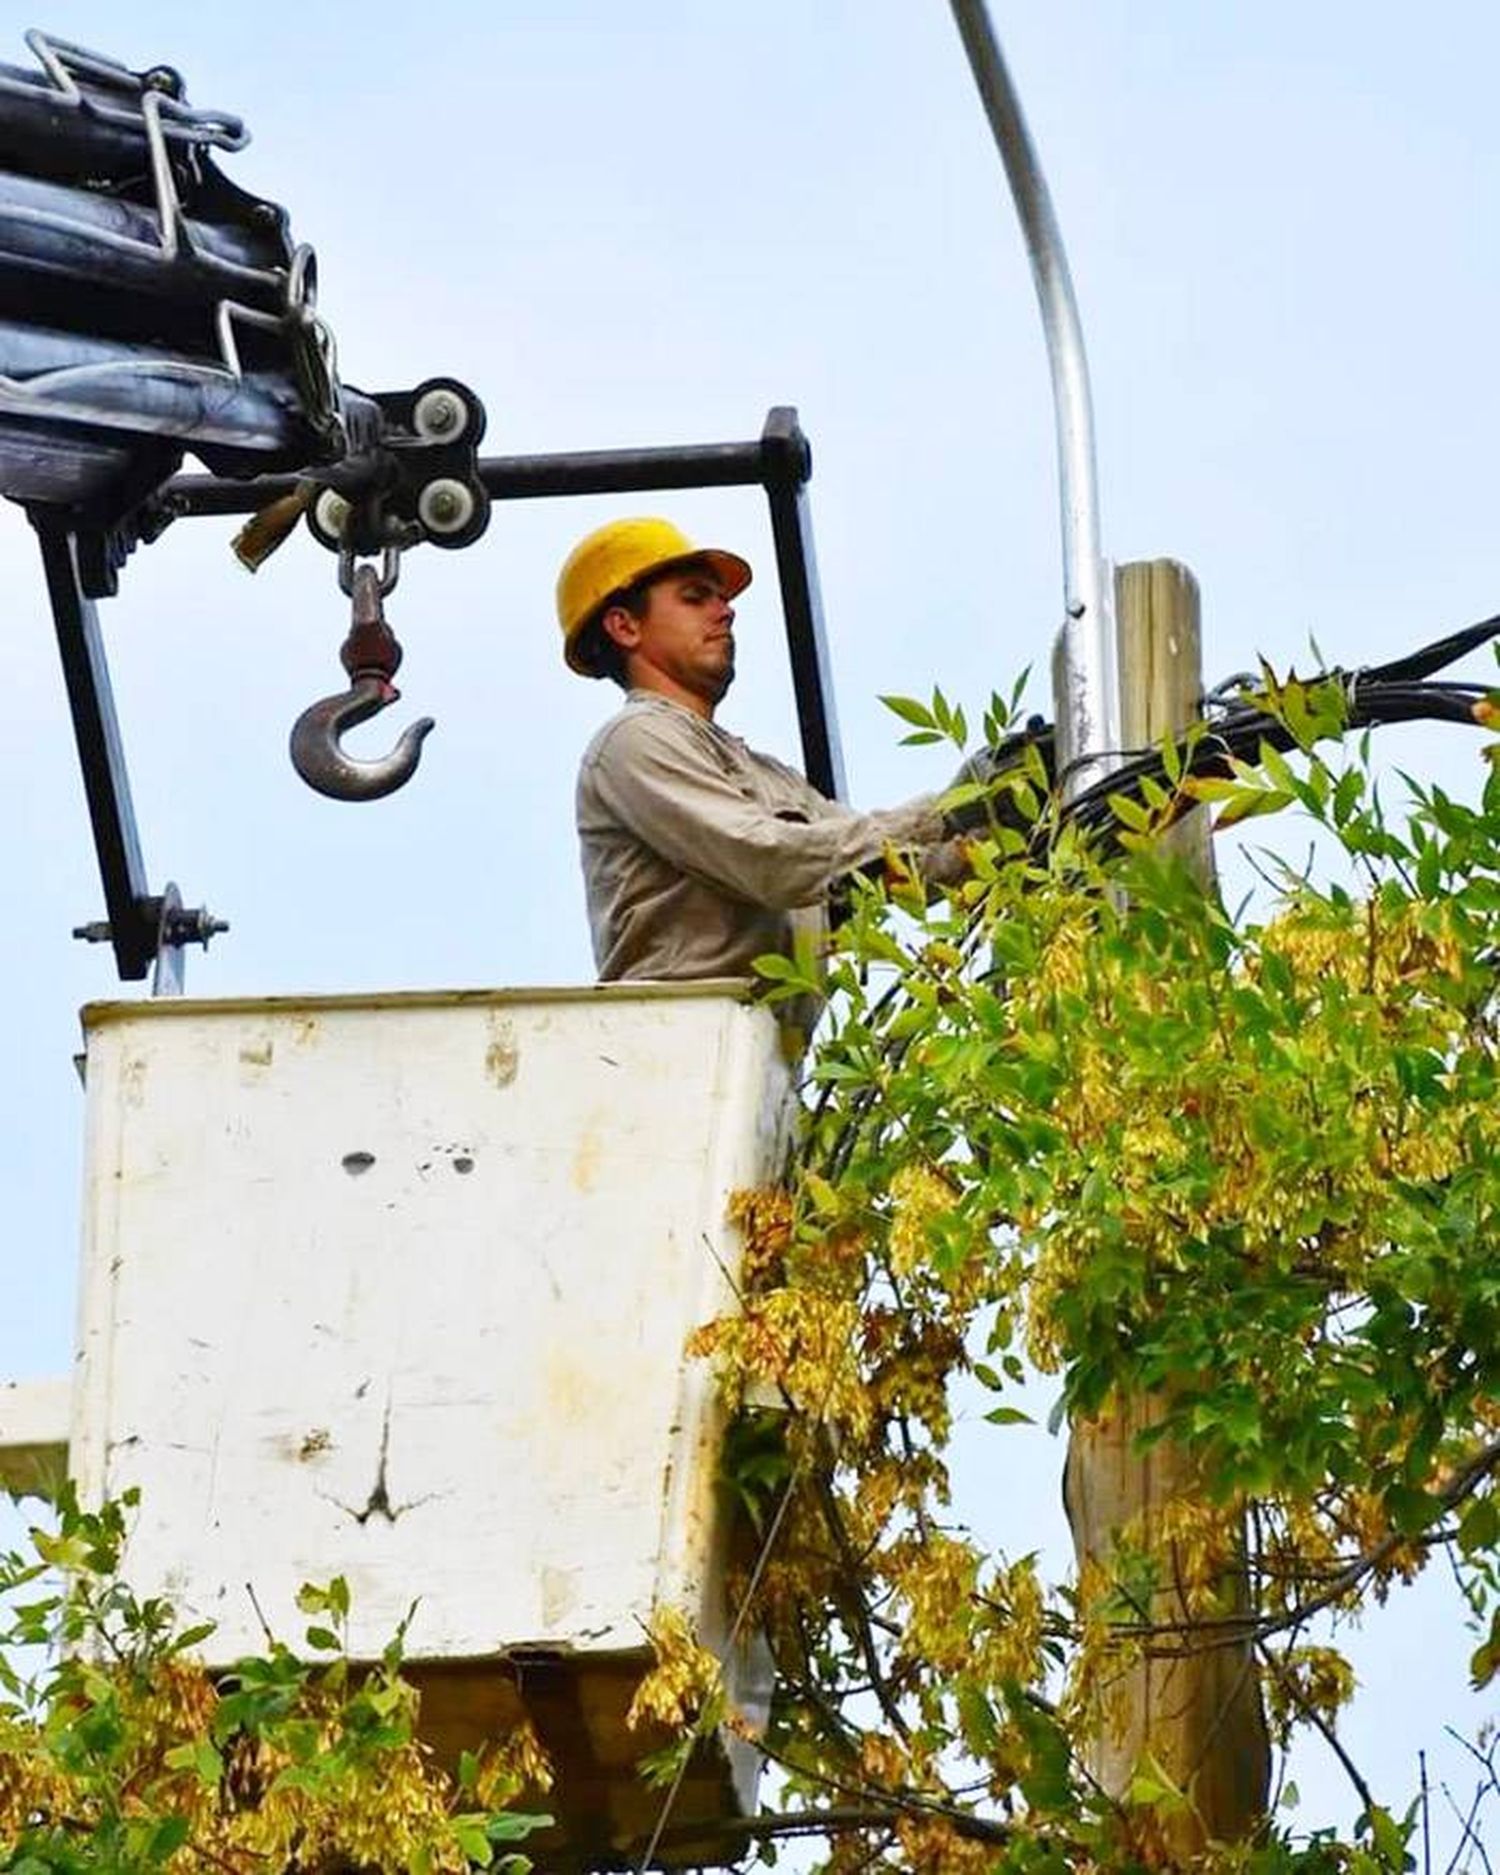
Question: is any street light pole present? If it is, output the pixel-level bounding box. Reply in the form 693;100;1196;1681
946;0;1121;789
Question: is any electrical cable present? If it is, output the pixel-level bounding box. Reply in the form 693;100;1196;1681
947;611;1500;847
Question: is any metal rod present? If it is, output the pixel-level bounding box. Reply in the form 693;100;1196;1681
482;438;787;500
160;437;788;518
34;519;157;978
947;0;1121;781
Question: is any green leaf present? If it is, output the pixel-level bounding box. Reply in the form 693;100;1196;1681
1215;786;1294;829
30;1531;91;1571
166;1737;224;1785
452;1812;495;1866
1385;1482;1439;1536
1107;792;1152;833
879;694;935;729
169;1620;217;1655
751;952;809;983
1181;775;1248;804
1458;1494;1499;1557
486;1813;554;1842
146;1813;190;1864
1469;1609;1500;1687
1332;766;1364;825
1258;741;1296;793
1139;774;1170;814
1362;1803;1412;1867
1127;1753;1186;1815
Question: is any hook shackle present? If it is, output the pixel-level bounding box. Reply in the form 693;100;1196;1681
289;563;435;801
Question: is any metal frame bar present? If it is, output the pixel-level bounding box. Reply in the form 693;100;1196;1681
760;408;845;800
162;403;847;799
33;517;158;979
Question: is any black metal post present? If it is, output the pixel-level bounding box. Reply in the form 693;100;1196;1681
758;408;845;802
33;519;158;979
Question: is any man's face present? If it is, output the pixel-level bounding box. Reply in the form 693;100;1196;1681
607;565;736;709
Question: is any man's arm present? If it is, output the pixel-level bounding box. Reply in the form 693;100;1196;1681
583;709;946;912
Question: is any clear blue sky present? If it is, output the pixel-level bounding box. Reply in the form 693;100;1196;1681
1;3;1497;1857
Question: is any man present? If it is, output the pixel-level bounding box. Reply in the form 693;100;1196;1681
559;516;966;983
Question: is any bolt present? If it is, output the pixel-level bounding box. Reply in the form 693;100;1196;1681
163;908;229;950
417;477;476;536
413;388;467;441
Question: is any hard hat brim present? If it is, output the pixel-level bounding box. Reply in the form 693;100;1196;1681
565;547;753;676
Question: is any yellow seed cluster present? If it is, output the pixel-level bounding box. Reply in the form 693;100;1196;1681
1136;1496;1246;1622
472;1717;554;1804
727;1184;794;1284
1263;1645;1357;1745
892;1814;998;1871
884;1532;981;1676
0;1726;69;1843
688;1288;870;1435
625;1605;725;1734
889;1163;959;1275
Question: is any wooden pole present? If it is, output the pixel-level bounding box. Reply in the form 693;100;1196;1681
1063;559;1270;1854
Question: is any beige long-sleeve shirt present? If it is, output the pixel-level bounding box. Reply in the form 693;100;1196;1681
577;691;946;981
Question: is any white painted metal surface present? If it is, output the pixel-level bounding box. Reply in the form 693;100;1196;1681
0;1376;68;1494
71;984;790;1702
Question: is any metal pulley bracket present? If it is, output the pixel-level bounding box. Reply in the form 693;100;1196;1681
303;377;490;559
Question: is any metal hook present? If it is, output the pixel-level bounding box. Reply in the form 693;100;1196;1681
289;562;435;801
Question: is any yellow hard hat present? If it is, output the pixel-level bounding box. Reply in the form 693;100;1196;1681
556;517;752;676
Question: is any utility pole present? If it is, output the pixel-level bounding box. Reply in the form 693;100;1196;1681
948;6;1270;1848
1065;562;1271;1852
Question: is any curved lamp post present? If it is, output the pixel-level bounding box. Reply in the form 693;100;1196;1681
947;0;1122;788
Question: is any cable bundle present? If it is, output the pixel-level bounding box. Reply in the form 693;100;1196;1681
953;613;1500;845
